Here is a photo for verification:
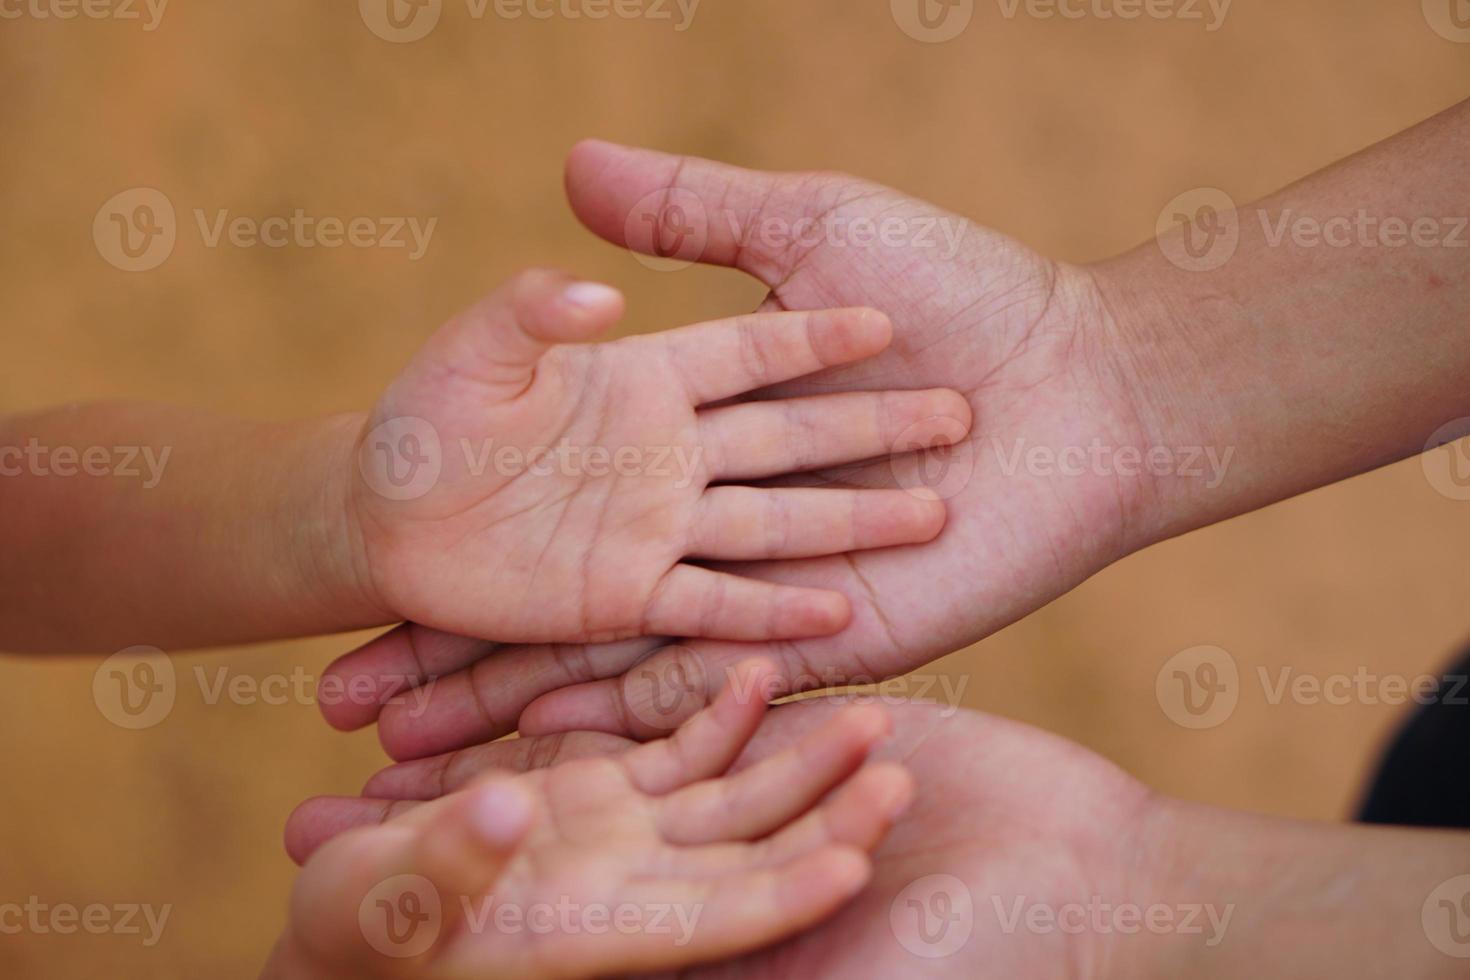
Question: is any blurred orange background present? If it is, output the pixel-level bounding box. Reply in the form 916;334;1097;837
2;1;1469;975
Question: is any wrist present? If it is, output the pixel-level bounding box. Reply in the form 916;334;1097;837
1117;795;1470;980
287;411;390;630
1082;246;1243;553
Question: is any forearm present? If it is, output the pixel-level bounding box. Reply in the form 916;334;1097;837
1132;798;1470;978
0;403;384;652
1093;97;1470;546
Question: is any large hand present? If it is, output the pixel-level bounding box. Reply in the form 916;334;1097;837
348;267;969;645
286;699;1168;978
268;663;913;980
320;143;1159;755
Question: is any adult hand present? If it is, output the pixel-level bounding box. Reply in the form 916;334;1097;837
329;101;1470;756
320;139;1161;757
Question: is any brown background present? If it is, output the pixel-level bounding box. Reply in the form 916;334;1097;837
3;1;1470;975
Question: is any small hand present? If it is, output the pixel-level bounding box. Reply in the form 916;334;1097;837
270;662;913;979
347;268;971;645
284;698;1163;979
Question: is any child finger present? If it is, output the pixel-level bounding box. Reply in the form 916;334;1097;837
643;565;850;640
698;389;971;481
656;704;891;844
620;659;774;795
656;307;891;405
688;486;946;561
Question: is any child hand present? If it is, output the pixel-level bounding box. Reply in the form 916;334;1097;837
346;269;971;644
272;660;911;979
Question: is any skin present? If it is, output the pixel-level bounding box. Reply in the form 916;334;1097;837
298;98;1470;976
350;269;966;645
0;271;970;652
288;698;1470;979
264;662;915;979
320;98;1470;759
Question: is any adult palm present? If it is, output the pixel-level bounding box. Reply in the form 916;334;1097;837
320;140;1159;756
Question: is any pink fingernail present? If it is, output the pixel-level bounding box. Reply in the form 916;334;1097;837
563;282;621;309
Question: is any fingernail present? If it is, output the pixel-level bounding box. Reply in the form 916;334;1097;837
562;282;622;309
467;782;533;848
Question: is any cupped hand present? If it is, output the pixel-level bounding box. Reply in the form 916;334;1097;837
268;662;914;980
285;698;1169;979
320;142;1162;757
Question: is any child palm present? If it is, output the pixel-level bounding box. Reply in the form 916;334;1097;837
278;661;912;979
350;269;970;644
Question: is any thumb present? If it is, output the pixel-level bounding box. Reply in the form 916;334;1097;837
412;778;536;902
564;140;827;287
411;268;624;401
285;780;535;972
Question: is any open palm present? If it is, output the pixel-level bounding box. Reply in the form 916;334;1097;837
322;141;1160;755
349;267;966;646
